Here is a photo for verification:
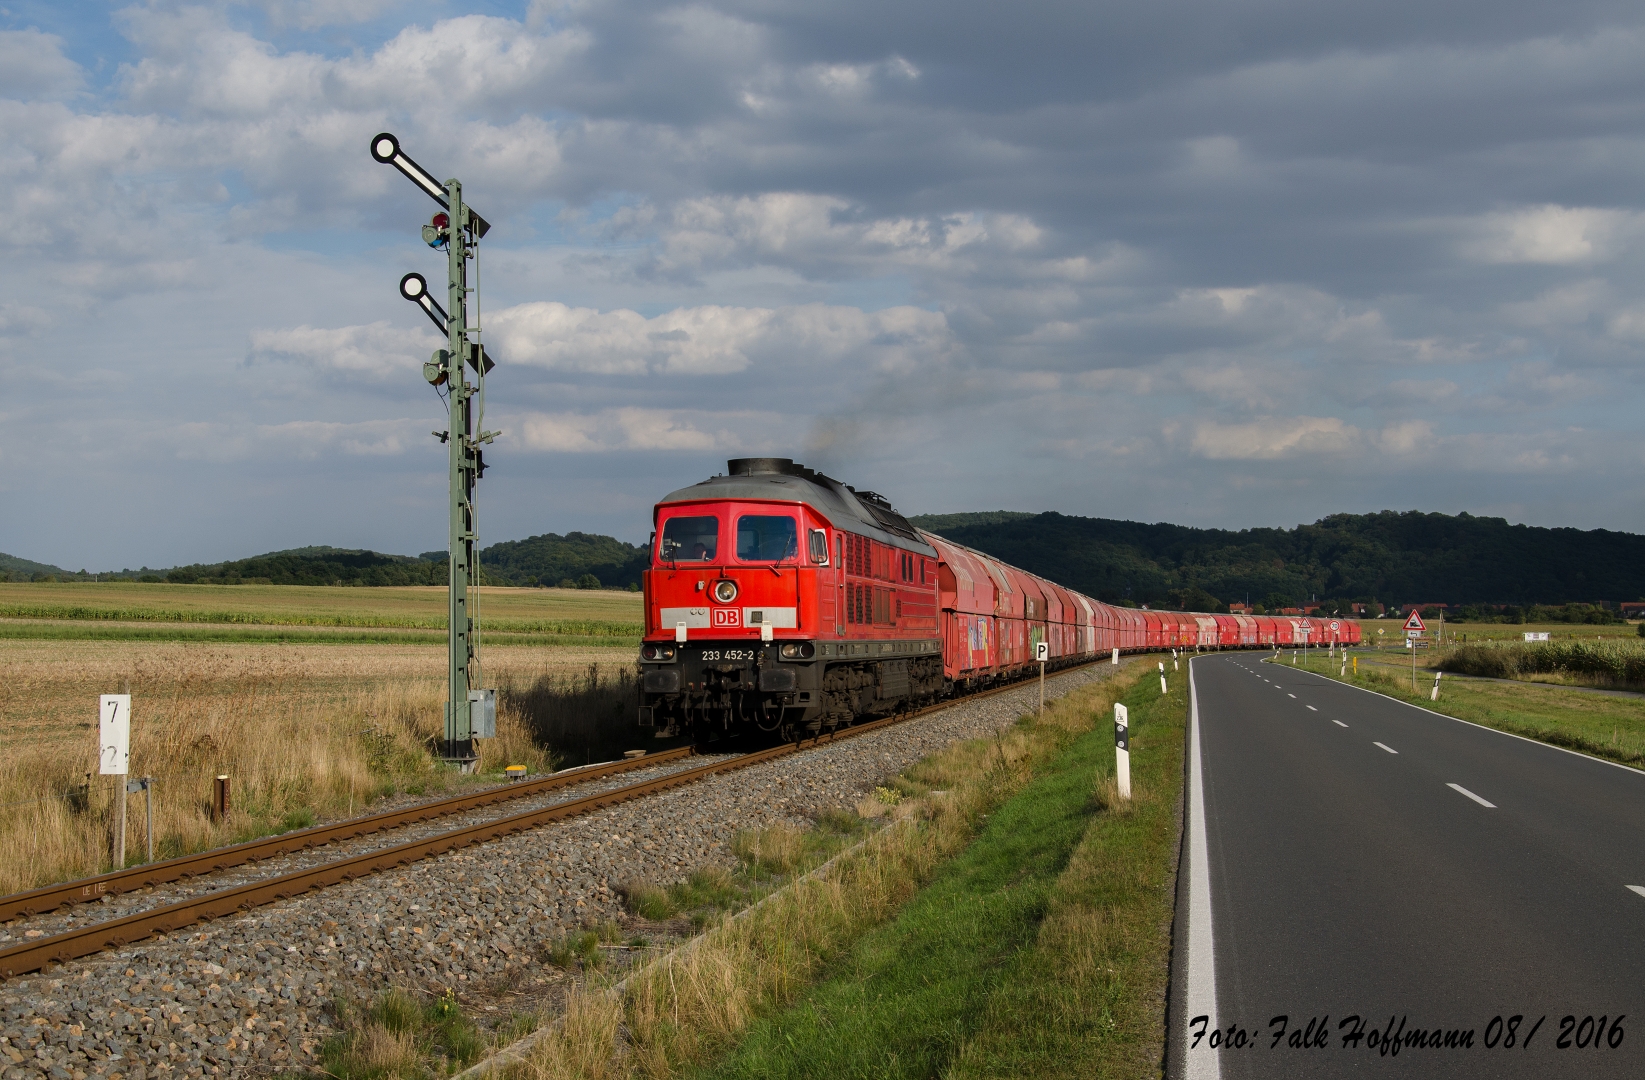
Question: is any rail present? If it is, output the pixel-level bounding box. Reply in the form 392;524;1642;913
0;747;696;923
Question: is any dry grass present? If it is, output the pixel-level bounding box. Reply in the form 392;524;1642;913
513;667;1145;1080
0;639;636;894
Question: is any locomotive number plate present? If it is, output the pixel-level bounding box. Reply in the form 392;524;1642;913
700;649;756;661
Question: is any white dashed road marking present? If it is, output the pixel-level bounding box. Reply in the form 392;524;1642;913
1628;886;1645;899
1374;742;1398;754
1446;783;1496;808
1332;720;1348;728
1306;705;1317;711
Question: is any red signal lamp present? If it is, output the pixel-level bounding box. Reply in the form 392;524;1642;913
423;211;451;249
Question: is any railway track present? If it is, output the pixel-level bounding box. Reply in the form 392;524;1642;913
0;659;1110;979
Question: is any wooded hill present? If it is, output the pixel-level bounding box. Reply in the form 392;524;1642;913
0;534;649;589
906;510;1645;611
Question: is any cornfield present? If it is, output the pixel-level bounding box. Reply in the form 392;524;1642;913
1438;640;1645;689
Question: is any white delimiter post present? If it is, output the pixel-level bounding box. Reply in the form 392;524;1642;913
1111;647;1119;665
1036;640;1049;715
1158;661;1167;695
1114;702;1131;799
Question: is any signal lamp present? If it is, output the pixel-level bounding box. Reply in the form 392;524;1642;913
641;644;678;661
779;642;815;659
712;580;738;603
423;211;451;249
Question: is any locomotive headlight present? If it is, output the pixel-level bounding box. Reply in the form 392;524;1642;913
641;643;677;662
712;579;738;604
779;642;815;660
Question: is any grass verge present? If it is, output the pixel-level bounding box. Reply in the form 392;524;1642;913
509;662;1154;1080
690;667;1183;1080
1281;650;1645;768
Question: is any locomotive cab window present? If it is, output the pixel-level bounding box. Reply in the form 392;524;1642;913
809;528;829;564
737;515;798;562
660;515;718;562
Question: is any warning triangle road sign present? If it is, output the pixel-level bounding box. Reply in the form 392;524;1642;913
1404;610;1426;632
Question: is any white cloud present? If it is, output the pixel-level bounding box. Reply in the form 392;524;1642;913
250;321;441;378
1459;205;1636;265
486;300;958;375
617;193;1053;279
513;407;786;452
1182;416;1361;460
155;418;425;462
0;30;83;99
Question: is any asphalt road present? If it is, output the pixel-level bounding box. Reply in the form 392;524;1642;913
1169;652;1645;1079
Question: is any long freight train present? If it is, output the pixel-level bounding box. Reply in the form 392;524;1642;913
636;458;1360;740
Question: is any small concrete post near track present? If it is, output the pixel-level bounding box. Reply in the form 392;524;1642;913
1172;648;1178;671
1114;702;1130;800
1111;647;1119;665
212;776;231;825
1036;640;1049;715
1158;661;1167;695
99;694;130;870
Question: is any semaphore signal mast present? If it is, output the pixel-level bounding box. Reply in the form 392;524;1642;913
370;132;500;769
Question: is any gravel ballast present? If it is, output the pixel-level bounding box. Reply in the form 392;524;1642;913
0;661;1130;1079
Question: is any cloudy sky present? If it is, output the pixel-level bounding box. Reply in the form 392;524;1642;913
4;0;1645;570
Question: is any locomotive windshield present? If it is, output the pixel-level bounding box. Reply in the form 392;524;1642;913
736;515;798;562
659;515;719;562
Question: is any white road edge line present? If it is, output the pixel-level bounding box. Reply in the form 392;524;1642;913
1288;693;1296;698
1374;742;1399;754
1627;886;1645;899
1282;665;1645;778
1186;659;1222;1080
1332;720;1348;727
1306;705;1317;711
1446;783;1496;808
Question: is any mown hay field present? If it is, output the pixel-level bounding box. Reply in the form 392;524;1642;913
0;637;642;895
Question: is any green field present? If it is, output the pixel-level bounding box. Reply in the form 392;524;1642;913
0;581;642;641
1281;648;1645;767
1355;618;1636;646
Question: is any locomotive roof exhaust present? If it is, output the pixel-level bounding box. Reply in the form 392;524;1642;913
727;458;795;476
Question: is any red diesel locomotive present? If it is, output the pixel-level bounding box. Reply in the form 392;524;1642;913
637;458;1360;739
